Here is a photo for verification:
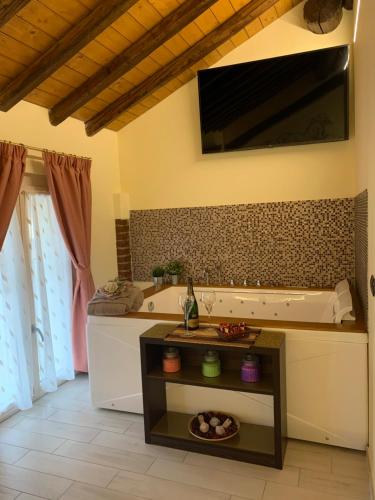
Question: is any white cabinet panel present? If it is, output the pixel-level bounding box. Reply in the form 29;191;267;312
87;318;161;413
286;337;368;449
87;317;368;450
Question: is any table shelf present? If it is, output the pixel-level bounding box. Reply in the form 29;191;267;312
140;323;286;469
147;366;274;395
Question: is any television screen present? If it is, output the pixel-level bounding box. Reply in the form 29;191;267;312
197;45;349;154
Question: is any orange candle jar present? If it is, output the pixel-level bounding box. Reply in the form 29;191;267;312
163;347;181;373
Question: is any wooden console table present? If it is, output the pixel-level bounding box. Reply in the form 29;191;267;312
140;323;286;469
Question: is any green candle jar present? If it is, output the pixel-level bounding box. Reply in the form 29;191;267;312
202;350;221;377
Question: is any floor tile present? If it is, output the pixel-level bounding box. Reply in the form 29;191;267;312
261;481;360;500
0;414;24;429
60;481;144;500
54;440;155;473
48;409;132;433
0;443;28;464
125;421;145;439
35;395;92;413
108;470;230;500
0;463;71;499
15;450;118;487
331;454;369;480
299;469;370;499
0;428;64;453
185;452;299;485
146;459;265;499
20;406;56;420
17;495;49;500
0;485;19;500
92;431;186;462
13;418;99;442
285;447;332;472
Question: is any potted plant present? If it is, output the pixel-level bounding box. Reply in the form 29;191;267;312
166;260;184;285
152;266;165;286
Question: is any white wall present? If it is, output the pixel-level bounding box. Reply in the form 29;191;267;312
354;0;375;487
118;4;356;211
0;101;119;286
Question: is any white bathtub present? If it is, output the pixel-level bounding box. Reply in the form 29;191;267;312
87;281;367;451
138;284;354;324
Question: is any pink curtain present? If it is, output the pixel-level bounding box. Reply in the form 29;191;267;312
0;143;26;250
43;152;95;372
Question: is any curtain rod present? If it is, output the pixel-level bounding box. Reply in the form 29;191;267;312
1;140;92;160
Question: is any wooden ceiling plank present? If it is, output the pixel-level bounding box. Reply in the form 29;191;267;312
0;53;24;79
163;34;190;55
5;5;130;79
231;27;249;46
127;1;163;30
210;0;236;23
275;0;294;16
2;15;53;52
95;27;132;54
229;0;249;9
217;39;236;56
259;5;278;26
203;49;222;66
194;9;220;34
179;22;205;45
245;17;263;36
18;1;71;39
150;44;176;64
49;0;219;126
0;0;139;111
85;0;281;136
37;0;89;24
147;0;181;17
0;0;31;28
0;31;39;65
112;12;147;43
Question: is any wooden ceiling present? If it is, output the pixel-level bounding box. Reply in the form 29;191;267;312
0;0;301;136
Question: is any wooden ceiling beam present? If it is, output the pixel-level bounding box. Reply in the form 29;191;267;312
49;0;219;126
0;0;30;28
85;0;280;136
0;0;139;112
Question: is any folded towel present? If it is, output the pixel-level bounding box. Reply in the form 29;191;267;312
88;282;144;316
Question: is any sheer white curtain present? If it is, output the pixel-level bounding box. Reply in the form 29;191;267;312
25;193;74;392
0;213;33;413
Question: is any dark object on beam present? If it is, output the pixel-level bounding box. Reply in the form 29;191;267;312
85;0;280;136
0;0;30;28
342;0;353;10
304;0;343;34
0;0;139;112
49;0;219;126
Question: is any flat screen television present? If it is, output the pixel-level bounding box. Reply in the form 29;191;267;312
197;45;349;154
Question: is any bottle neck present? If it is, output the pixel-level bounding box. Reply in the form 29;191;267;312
187;278;194;296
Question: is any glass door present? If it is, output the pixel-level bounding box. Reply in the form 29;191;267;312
0;175;74;420
0;212;34;416
21;192;74;397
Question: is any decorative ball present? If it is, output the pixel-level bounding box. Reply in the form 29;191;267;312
199;422;209;433
215;425;226;436
209;417;220;427
222;418;232;429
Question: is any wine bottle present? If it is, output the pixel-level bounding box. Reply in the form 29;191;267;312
185;277;199;330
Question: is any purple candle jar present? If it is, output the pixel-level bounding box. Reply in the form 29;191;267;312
241;354;261;383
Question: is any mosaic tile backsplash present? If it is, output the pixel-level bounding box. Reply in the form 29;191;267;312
129;198;355;288
355;190;368;322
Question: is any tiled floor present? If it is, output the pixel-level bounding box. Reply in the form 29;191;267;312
0;375;371;500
